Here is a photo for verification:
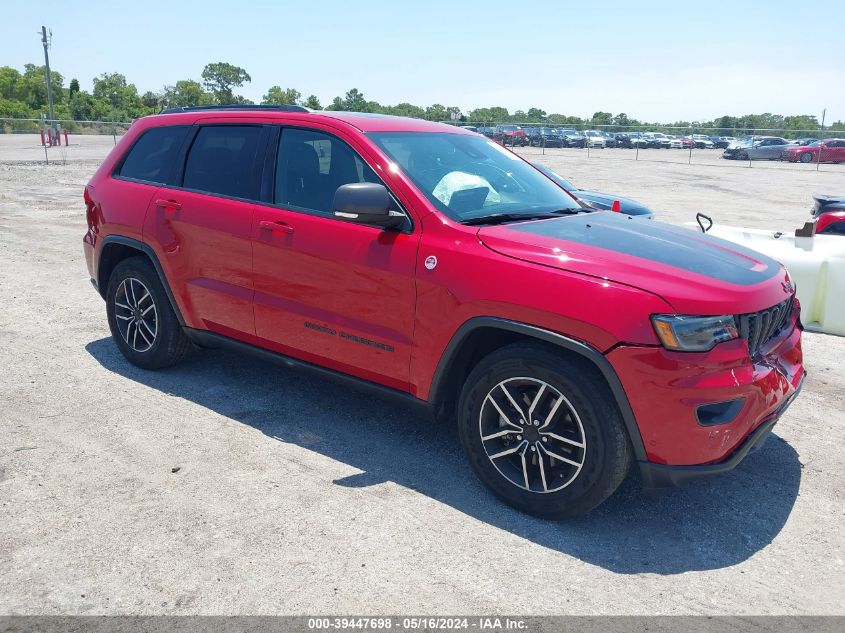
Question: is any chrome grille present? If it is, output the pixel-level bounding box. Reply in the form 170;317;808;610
737;295;795;357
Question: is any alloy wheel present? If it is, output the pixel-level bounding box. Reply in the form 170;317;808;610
479;377;586;493
114;277;158;352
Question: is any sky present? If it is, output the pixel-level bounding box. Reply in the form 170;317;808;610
2;0;844;123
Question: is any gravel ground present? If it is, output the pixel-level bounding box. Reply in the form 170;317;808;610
0;135;843;615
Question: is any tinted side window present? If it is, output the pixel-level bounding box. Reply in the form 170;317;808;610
274;128;379;213
118;125;189;184
182;126;261;199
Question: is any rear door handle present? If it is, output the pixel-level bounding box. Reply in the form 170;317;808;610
155;198;182;211
259;220;294;234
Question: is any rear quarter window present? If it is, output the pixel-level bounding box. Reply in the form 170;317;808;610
117;125;190;184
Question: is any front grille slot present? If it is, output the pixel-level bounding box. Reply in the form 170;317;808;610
737;295;794;357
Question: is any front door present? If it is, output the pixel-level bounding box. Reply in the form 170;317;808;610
251;126;419;392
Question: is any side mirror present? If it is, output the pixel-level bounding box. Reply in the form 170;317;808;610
332;182;404;229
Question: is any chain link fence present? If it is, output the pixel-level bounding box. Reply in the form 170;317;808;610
0;117;132;164
0;117;131;137
446;121;845;172
2;116;844;171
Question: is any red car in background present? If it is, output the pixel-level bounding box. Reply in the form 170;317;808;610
813;195;845;235
492;124;527;146
817;211;845;235
782;138;845;163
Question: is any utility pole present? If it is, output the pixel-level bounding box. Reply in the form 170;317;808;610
40;26;55;123
817;108;826;172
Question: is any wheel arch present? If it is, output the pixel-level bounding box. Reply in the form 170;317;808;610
98;235;185;326
429;317;647;461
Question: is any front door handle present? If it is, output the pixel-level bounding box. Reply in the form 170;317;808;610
155;198;182;211
259;220;294;235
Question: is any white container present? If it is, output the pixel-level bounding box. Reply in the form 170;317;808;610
694;224;845;336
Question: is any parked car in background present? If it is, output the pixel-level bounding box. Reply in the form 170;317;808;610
493;124;527;146
812;194;845;217
818;211;845;235
642;132;671;148
560;129;586;148
667;135;683;149
532;163;655;218
782;139;845;163
584;131;607;148
460;125;478;133
691;134;715;149
524;127;560;147
811;195;845;235
723;136;791;160
613;133;634;148
794;137;819;146
601;132;618;148
625;132;649;148
478;126;497;139
711;136;735;149
681;137;694;149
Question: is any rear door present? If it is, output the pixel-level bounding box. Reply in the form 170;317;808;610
143;123;264;336
763;138;786;158
250;125;419;391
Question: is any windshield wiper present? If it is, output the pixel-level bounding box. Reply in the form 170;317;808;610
460;209;582;226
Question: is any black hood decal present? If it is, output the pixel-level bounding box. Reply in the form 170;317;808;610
507;213;781;286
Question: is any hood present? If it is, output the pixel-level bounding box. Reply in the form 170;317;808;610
477;212;793;314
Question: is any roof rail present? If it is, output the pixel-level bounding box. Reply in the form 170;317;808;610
159;104;310;115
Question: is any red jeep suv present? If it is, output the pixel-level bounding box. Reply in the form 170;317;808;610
83;105;805;517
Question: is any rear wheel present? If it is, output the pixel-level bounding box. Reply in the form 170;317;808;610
106;257;191;370
457;343;632;518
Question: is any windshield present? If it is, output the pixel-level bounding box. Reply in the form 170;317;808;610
368;132;581;221
531;163;576;190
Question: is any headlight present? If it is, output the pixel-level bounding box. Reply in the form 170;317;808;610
651;314;738;351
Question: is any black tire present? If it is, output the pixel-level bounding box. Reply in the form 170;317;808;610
738;150;749;160
106;256;191;370
799;152;813;163
457;343;632;518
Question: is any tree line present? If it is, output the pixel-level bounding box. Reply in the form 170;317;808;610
1;61;842;137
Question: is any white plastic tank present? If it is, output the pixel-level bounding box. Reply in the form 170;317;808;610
702;225;845;336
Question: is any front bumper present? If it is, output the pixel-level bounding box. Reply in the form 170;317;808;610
607;311;804;468
638;374;803;488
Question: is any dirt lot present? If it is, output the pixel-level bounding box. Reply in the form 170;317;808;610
1;135;843;615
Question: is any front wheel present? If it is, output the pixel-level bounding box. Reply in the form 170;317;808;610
457;343;632;518
799;152;814;163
